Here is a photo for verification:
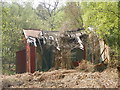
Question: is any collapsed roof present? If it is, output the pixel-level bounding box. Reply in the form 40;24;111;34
23;29;87;51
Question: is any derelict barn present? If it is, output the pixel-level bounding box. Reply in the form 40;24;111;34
16;29;110;73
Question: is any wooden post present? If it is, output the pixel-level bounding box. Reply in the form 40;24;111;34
26;43;36;73
83;44;86;60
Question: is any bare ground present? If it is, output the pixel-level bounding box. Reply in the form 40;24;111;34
1;68;119;88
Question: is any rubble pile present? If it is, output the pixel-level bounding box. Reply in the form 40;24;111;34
1;68;119;88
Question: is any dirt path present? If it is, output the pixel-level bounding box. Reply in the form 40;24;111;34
1;68;119;88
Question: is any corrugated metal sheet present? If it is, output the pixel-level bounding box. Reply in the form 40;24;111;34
23;29;42;38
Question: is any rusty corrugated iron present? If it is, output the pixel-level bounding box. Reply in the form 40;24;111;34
23;29;42;38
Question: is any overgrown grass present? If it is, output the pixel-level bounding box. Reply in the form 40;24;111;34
108;59;119;68
76;60;108;72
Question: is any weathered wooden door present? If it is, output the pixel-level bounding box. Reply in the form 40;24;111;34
16;49;26;73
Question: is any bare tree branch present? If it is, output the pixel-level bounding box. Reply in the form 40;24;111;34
36;0;62;30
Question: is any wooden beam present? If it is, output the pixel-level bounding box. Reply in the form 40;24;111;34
26;43;36;73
